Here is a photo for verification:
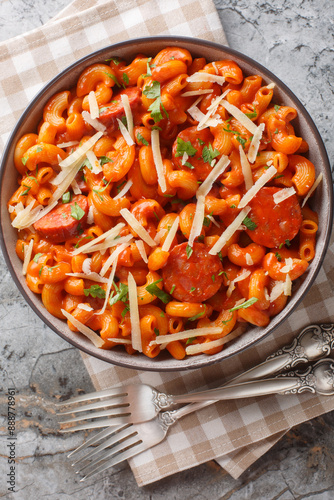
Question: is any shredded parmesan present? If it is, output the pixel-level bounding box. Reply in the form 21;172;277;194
181;152;189;165
187;72;226;85
57;140;79;149
154;228;167;245
128;272;142;352
197;155;230;197
100;243;130;277
301;173;323;207
82;111;106;133
226;282;235;298
116;118;135;146
197;91;229;130
284;274;292;296
187;96;221;128
188;195;206;247
82;258;92;274
234;270;251;283
86;150;102;174
59;132;103;169
206;214;220;227
151;326;223;345
88;91;99;119
135;240;148;263
212;61;219;75
87;205;94;225
72;223;125;255
247;123;265;164
181;89;213;97
65;272;109;283
281;257;293;274
113;179;133;200
273;187;296;205
209;207;251;255
161;216;179;252
120;93;134;141
120;208;157;247
238;165;277;208
77;303;94;311
22;239;34;276
96;257;118;316
61;309;105;348
266;82;276;89
245;253;254;266
70;179;82;195
106;338;132;344
269;282;285;302
239;145;253;190
219;100;258;135
151;129;167;192
185;326;246;355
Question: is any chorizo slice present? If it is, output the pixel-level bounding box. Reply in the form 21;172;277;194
246;187;302;248
34;194;89;243
98;87;141;127
162;242;223;303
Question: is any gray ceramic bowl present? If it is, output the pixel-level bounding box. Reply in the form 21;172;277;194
0;36;332;371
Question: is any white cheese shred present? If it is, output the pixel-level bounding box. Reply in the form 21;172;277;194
197;155;230;197
106;338;132;344
135;240;148;263
61;309;105;348
151;129;167;193
96;257;118;316
209;207;251;255
59;131;103;168
56;140;79;149
247;123;265;164
113;180;133;200
120;93;134;141
88;91;99;120
128;272;142;352
220;100;258;135
120;208;157;247
239;145;253;190
151;326;223;345
273;187;296;205
185;326;246;355
86;150;102;174
269;282;285;302
82;111;106;133
186;72;226;85
181;89;213;97
100;243;130;277
66;272;109;283
22;239;34;276
77;303;94;311
188;195;206;248
238;165;277;208
161;216;180;252
70;179;82;195
284;274;292;296
116;118;135;147
72;223;125;255
301;173;323;207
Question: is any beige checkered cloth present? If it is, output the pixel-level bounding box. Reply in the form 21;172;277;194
0;0;333;487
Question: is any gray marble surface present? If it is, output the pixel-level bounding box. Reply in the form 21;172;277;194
0;0;333;498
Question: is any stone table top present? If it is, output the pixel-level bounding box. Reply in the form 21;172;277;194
0;0;333;498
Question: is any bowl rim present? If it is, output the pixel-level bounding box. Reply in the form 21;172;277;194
0;35;333;372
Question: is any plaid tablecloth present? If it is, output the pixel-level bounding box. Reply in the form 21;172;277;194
0;0;333;487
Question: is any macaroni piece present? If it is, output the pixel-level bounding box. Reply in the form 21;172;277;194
8;47;321;359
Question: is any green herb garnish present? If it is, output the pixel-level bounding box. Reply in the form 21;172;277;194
229;297;258;312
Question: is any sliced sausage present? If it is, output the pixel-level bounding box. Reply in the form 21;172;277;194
246;187;302;248
34;194;89;243
98;87;141;127
172;126;215;181
162;242;223;303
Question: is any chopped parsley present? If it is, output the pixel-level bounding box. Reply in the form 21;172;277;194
202;143;220;164
198;138;205;145
189;306;206;321
275;252;282;262
99;156;113;165
186;337;196;345
33;253;43;263
190;287;196;292
186;244;193;259
106;57;120;65
274;128;279;134
20;185;31;196
274;104;281;112
104;71;121;88
74;236;93;249
170;284;176;294
143;81;169;123
36;146;43;153
236;135;247;148
154;327;160;336
285;239;291;247
145;279;171;304
70;202;85;221
84;285;106;299
229;297;258;312
242;216;257;230
109;282;129;306
122;73;129;85
62;192;71;204
245;106;257;119
211;275;215;282
137;132;149;146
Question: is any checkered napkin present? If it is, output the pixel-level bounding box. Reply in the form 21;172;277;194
1;0;333;487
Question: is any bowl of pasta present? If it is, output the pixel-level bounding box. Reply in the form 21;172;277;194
0;36;332;371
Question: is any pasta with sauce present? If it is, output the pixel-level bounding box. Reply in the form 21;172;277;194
8;46;322;359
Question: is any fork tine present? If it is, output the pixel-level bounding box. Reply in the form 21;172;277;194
55;387;127;407
77;433;141;473
61;417;131;432
68;426;124;458
80;443;148;481
59;406;130;424
58;397;129;415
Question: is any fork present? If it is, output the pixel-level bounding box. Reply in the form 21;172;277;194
71;357;334;480
57;323;334;430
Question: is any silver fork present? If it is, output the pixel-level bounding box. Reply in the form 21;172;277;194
57;324;334;430
72;357;334;481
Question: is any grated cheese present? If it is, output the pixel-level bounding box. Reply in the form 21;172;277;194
247;123;265;164
113;179;133;200
226;281;235;298
106;338;132;344
273;187;296;205
187;72;226;85
120;93;134;141
70;178;82;195
22;239;34;276
269;282;285;302
135;240;148;263
234;270;251;283
82;111;106;133
57;140;79;149
181;152;189;165
87;205;94;225
219;100;258;135
154;228;168;245
185;326;246;355
72;223;125;255
197;155;230;197
212;61;219;75
301;173;323;207
151;129;167;192
128;272;142;352
197;91;229;130
120;208;157;247
61;309;105;348
96;257;118;316
245;253;254;266
238;165;277;208
187;96;221;128
100;243;130;277
266;82;276;89
239;145;253;190
88;91;99;119
65;272;109;283
206;214;220;228
116;118;135;147
188;195;206;247
59;131;103;169
151;326;223;345
181;89;213;97
284;274;292;296
82;258;92;274
77;303;94;311
86;150;102;174
281;257;293;274
161;216;179;252
209;207;251;255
